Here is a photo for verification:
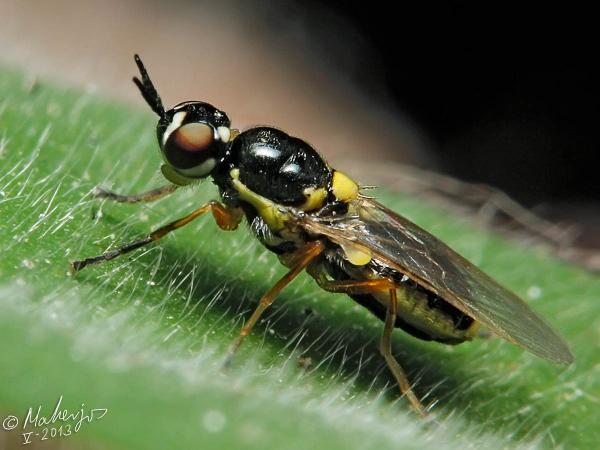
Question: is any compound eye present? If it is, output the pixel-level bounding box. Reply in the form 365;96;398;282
163;123;217;176
171;123;213;153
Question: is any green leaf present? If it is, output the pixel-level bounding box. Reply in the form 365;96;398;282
1;66;598;450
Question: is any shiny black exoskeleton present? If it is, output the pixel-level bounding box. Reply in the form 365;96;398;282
220;127;331;206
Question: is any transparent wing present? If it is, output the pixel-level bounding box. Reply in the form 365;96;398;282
291;197;573;364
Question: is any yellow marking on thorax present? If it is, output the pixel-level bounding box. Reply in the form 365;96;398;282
300;186;327;211
331;171;368;264
230;169;288;231
331;171;359;201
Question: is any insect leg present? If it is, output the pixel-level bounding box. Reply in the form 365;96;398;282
93;184;179;203
309;274;397;294
307;271;428;415
70;201;242;273
223;240;325;367
381;288;428;416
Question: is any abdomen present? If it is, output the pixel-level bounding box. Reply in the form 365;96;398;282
315;252;480;344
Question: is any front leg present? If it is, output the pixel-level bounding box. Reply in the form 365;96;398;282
70;201;242;273
93;184;179;203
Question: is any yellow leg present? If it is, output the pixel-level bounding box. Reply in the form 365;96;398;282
307;269;428;416
311;275;396;295
223;240;325;366
70;201;242;273
380;288;428;416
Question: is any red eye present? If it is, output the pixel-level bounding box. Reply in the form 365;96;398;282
164;123;216;170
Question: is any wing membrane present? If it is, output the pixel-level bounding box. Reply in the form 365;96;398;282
292;197;573;364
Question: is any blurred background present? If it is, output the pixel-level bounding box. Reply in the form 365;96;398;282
2;0;598;249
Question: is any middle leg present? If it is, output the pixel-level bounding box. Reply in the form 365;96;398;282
223;240;325;366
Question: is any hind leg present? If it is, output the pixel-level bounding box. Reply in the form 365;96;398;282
307;272;428;416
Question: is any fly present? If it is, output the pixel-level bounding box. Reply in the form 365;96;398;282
71;55;574;416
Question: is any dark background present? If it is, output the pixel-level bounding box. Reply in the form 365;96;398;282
4;0;597;243
289;2;598;229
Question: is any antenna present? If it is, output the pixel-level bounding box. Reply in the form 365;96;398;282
132;54;165;117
